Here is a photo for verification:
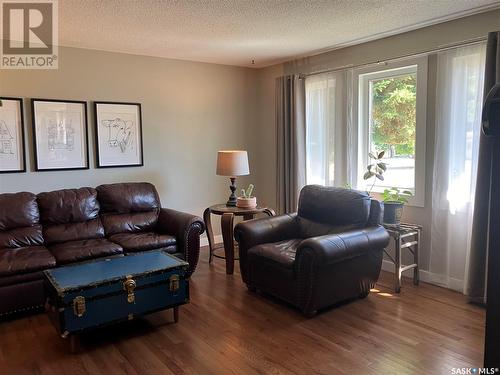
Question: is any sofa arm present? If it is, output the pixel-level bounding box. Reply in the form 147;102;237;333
157;208;205;276
234;213;298;283
296;226;389;267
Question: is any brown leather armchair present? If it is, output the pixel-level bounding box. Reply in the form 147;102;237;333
234;185;390;317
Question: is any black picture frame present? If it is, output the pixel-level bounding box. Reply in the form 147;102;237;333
0;97;26;173
93;101;144;168
31;98;89;172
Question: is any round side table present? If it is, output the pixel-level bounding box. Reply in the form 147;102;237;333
203;204;275;275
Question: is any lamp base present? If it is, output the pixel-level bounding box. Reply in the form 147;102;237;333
226;177;237;207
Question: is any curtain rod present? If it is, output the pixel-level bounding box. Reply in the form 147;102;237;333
302;36;487;78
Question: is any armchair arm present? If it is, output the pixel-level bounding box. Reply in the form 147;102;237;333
234;213;298;283
367;199;384;226
296;226;389;267
157;208;205;276
234;213;298;249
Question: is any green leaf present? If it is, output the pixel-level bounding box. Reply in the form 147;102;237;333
375;174;384;181
377;162;387;171
368;152;377;159
378;151;385;159
363;171;374;180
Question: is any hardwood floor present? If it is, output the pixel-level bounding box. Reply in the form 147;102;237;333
0;248;485;374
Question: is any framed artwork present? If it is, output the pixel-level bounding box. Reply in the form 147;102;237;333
0;97;26;173
31;99;89;171
94;101;143;168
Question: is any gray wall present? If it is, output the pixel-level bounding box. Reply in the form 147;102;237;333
0;46;258;233
253;10;500;285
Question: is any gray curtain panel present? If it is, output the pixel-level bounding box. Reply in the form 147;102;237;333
275;75;307;214
467;31;500;304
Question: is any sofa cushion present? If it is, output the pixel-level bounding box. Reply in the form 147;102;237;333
0;192;39;230
96;182;160;214
297;185;370;226
0;225;44;248
48;238;123;265
0;192;44;248
97;183;161;235
0;246;56;277
37;188;105;244
248;239;302;269
109;232;176;252
101;211;159;235
37;187;100;224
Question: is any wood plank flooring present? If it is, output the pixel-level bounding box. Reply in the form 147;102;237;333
0;247;485;374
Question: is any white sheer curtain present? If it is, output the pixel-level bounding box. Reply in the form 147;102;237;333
305;71;347;186
430;44;486;291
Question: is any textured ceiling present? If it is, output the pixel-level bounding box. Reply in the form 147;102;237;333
59;0;500;68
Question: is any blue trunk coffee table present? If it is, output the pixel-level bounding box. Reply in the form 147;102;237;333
44;250;189;351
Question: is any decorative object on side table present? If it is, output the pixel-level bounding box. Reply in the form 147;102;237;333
44;251;189;353
381;187;413;224
383;222;422;293
237;184;256;208
216;150;249;206
0;97;26;173
31;99;89;171
94;102;143;168
203;204;275;275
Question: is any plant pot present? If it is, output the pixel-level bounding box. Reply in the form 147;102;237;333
383;201;404;225
236;196;257;209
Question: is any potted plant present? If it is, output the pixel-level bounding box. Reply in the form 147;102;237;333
237;184;257;208
381;187;413;225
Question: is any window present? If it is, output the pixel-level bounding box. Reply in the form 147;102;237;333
355;57;427;206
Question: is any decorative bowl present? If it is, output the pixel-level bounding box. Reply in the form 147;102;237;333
236;196;257;209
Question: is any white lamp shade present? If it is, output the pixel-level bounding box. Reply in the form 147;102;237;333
216;150;250;176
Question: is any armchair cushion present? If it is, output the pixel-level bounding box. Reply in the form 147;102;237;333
247;238;302;269
298;185;370;226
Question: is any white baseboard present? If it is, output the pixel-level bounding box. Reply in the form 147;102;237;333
381;260;464;292
200;234;223;247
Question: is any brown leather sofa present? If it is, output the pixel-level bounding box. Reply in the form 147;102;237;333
234;185;390;317
0;182;205;317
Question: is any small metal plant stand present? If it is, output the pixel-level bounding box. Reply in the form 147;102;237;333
383;223;422;293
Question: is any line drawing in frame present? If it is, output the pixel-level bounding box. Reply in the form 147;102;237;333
94;101;143;168
101;117;135;153
31;98;89;172
0;97;26;173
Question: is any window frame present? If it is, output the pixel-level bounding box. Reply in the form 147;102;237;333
353;56;428;207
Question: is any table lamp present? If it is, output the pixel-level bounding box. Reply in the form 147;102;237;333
216;150;250;206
